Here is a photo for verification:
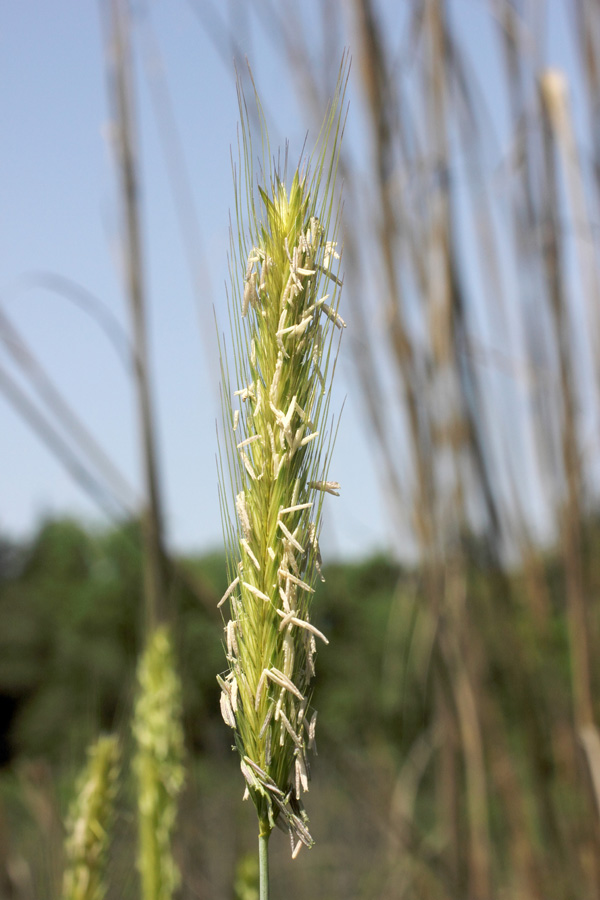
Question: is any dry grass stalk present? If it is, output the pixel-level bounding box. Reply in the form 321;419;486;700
240;1;600;896
102;0;169;630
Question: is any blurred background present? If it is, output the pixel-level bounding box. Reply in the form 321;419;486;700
2;1;600;898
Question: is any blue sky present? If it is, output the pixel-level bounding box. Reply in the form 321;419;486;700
0;1;389;558
0;1;585;559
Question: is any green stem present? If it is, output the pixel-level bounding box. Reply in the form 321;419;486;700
258;824;271;900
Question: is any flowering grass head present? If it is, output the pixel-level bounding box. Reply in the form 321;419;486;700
62;734;120;900
132;625;185;900
218;60;348;856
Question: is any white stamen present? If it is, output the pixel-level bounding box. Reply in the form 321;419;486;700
237;434;261;449
307;634;317;677
275;309;289;356
240;538;260;571
270;400;285;428
291;814;313;846
233;410;239;431
280;710;303;749
242;270;259;317
236;492;251;541
240;760;259;789
246;249;262;280
278;569;314;594
277;316;312;341
226;620;238;656
234;383;254;401
297;697;308;730
270;354;283;401
279;585;291;611
292;479;301;506
275;688;285;725
295;401;314;426
295;755;309;796
305;294;330;316
260;255;271;290
298;754;309;792
218;576;240;608
307;711;318;750
308;522;324;581
283;631;294;678
289;616;328;643
258;703;274;738
306;640;316;678
282;542;300;576
246;273;259;312
277;308;288;334
277;520;305;554
272;452;283;479
242;282;251;318
220;691;236;728
277;609;296;630
242;582;271;602
279;502;313;515
255;669;268;710
243;756;269;782
239;450;257;480
300;431;319;447
267;667;304;701
253;381;263;417
309;480;340;496
321;302;346;328
284;238;303;290
323;241;340;269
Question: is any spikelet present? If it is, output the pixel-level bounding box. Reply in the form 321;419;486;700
132;625;185;900
61;735;120;900
218;60;348;851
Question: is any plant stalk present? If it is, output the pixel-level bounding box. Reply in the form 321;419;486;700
104;0;169;633
259;825;271;900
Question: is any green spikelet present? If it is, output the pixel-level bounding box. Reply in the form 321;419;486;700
132;625;185;900
62;735;120;900
218;59;348;856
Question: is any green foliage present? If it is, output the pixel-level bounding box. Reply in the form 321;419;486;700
0;519;222;763
0;519;142;759
175;552;228;754
1;516;595;900
234;852;259;900
314;557;431;755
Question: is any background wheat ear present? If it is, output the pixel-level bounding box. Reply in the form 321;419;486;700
61;734;120;900
217;54;349;898
132;624;185;900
